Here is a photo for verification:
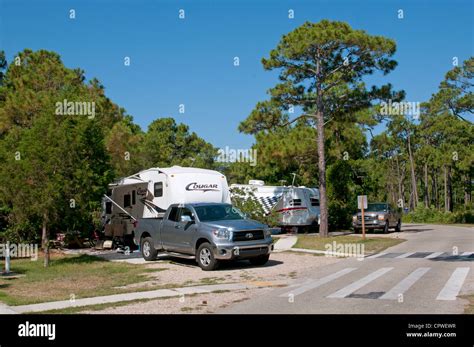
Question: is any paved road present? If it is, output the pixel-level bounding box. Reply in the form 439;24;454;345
219;224;474;314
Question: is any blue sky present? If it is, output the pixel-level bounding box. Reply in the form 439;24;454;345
1;0;473;149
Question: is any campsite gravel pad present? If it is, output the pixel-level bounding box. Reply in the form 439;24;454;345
96;251;143;261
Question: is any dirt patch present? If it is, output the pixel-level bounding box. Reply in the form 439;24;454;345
125;252;341;289
81;288;272;314
81;252;340;314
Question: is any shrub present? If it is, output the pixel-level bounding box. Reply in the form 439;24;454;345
404;206;474;224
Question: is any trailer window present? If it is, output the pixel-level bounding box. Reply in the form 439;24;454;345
132;190;136;205
105;202;112;214
168;207;179;222
290;199;301;206
310;197;319;206
124;194;131;208
154;182;163;197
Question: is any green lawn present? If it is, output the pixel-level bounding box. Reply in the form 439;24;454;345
293;235;405;255
0;253;167;306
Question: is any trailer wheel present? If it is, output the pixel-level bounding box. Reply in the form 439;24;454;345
196;242;219;271
141;237;157;261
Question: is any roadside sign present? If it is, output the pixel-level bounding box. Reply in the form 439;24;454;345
357;195;367;210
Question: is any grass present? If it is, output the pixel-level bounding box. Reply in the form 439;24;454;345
0;253;168;306
293;235;405;255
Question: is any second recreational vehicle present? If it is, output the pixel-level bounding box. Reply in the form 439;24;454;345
102;166;231;245
230;180;320;232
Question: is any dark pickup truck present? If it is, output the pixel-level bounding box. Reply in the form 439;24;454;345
133;203;273;270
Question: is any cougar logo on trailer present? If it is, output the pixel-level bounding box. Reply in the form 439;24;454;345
186;182;219;192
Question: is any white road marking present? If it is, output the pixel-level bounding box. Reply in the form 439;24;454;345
396;252;416;259
327;267;394;298
379;267;431;300
436;267;470;301
425;252;444;259
461;252;473;256
366;253;387;259
280;268;357;297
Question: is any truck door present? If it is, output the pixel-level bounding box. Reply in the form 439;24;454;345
160;206;196;253
173;207;196;254
160;206;180;251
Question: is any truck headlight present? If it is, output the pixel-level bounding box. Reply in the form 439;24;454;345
264;228;272;237
213;228;232;240
378;215;385;221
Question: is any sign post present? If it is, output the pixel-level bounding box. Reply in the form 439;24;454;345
5;241;10;274
357;195;368;240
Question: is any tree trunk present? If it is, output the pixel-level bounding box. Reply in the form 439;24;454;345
423;163;429;208
395;156;404;208
407;133;418;208
443;165;453;212
42;213;50;267
316;110;328;237
447;166;453;212
465;174;471;207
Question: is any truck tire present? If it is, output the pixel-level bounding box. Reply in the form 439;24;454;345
395;219;401;232
196;242;219;271
249;254;270;266
141;237;158;261
383;221;390;234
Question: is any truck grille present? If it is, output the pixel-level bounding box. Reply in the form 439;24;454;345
357;216;376;221
232;230;264;242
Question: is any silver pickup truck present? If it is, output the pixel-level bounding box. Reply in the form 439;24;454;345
133;203;273;270
352;202;402;234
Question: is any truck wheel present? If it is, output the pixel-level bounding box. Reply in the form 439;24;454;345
141;237;157;261
196;243;219;271
383;221;390;234
249;254;270;266
395;220;401;232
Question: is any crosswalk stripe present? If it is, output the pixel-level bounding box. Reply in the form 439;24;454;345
327;267;394;298
396;252;416;259
461;252;473;256
436;267;470;301
279;268;357;297
379;267;431;300
425;252;444;259
366;253;387;259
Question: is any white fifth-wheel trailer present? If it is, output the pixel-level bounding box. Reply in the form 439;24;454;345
230;180;320;232
102;166;231;246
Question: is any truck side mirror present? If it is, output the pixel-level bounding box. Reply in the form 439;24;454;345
180;215;193;223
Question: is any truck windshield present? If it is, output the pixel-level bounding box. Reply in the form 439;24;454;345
364;203;388;212
194;204;245;222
